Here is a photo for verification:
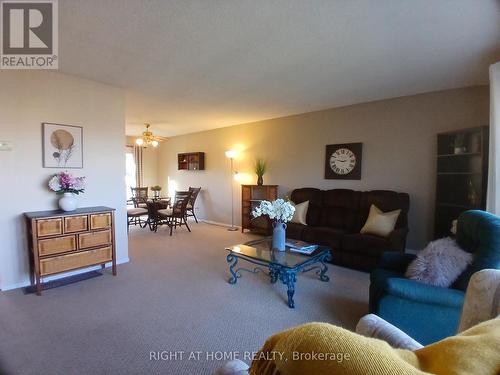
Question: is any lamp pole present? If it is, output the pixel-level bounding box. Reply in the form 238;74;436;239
225;150;239;231
228;156;238;231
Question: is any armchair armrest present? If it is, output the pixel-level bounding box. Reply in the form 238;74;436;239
356;314;423;350
388;227;409;251
379;252;416;273
213;360;249;375
385;277;465;308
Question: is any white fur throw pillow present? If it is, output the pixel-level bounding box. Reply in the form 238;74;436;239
405;237;473;287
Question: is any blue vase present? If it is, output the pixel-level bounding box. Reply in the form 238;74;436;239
272;222;287;251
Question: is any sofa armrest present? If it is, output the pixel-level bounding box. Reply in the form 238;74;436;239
385;277;465;308
356;314;423;350
378;252;416;273
388;228;409;251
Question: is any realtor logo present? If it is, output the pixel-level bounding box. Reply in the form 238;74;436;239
1;0;58;69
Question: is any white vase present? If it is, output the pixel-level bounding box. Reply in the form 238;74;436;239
59;192;77;211
272;222;287;251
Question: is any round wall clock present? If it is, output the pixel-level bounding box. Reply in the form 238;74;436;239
324;143;362;180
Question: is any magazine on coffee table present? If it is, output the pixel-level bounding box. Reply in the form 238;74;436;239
285;239;318;254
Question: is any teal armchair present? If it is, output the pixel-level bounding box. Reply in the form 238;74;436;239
369;210;500;345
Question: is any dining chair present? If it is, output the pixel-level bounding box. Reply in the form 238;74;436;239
186;187;201;223
127;206;148;232
145;199;171;232
156;191;192;235
130;187;148;208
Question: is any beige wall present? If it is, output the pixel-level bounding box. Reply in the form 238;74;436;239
158;87;489;249
0;71;128;290
126;136;159;188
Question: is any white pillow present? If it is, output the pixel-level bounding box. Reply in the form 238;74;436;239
291;200;309;225
360;204;401;237
405;237;473;287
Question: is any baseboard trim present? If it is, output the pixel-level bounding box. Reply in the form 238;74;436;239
201;219;240;230
1;257;130;292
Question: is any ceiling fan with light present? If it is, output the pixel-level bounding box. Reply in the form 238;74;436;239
135;123;165;147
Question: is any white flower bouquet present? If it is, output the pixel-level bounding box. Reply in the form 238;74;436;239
252;198;295;223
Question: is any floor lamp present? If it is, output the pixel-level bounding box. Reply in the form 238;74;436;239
225;150;238;231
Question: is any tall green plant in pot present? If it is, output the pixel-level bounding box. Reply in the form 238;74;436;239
254;159;267;186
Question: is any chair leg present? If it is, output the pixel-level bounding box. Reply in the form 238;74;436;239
184;217;191;232
193;212;198;223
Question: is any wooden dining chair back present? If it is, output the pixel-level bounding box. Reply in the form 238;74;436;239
131;187;148;208
172;190;192;217
186;187;201;223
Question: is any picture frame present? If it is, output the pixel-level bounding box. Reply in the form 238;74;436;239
42;123;83;168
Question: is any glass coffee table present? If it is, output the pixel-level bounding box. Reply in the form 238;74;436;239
225;238;332;308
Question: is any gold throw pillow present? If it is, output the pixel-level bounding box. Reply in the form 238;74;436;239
360;204;401;237
291;200;309;225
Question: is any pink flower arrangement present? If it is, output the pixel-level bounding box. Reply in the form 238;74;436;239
48;172;86;195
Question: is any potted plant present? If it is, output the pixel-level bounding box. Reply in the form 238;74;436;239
151;185;162;199
48;172;86;211
252;199;295;251
254;159;267;186
453;134;466;154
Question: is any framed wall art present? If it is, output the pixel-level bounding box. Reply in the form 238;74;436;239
43;123;83;168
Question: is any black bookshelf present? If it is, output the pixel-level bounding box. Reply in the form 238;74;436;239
434;126;489;238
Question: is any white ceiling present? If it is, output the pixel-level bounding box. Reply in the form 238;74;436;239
59;0;500;137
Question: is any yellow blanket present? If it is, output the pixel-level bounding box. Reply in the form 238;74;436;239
249;319;500;375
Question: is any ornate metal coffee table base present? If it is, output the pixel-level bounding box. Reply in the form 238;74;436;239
226;251;331;308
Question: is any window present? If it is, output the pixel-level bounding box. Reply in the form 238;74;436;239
125;147;136;200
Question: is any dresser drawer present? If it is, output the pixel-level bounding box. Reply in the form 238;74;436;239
64;215;88;233
39;246;112;276
78;229;112;249
36;218;62;237
90;213;112;230
38;235;76;257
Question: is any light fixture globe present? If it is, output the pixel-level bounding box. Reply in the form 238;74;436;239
225;150;237;159
135;138;144;146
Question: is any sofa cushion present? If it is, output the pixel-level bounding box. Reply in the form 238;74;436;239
290;188;323;226
319;189;361;231
286;222;306;240
343;233;392;257
357;190;409;232
302;226;345;250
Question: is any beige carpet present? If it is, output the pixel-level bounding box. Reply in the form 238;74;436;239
0;222;369;374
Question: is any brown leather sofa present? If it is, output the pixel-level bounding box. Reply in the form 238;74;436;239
286;188;410;271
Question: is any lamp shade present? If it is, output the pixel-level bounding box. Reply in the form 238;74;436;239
135;138;144;146
225;150;237;159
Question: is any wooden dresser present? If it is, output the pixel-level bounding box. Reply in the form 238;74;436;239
24;206;116;295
